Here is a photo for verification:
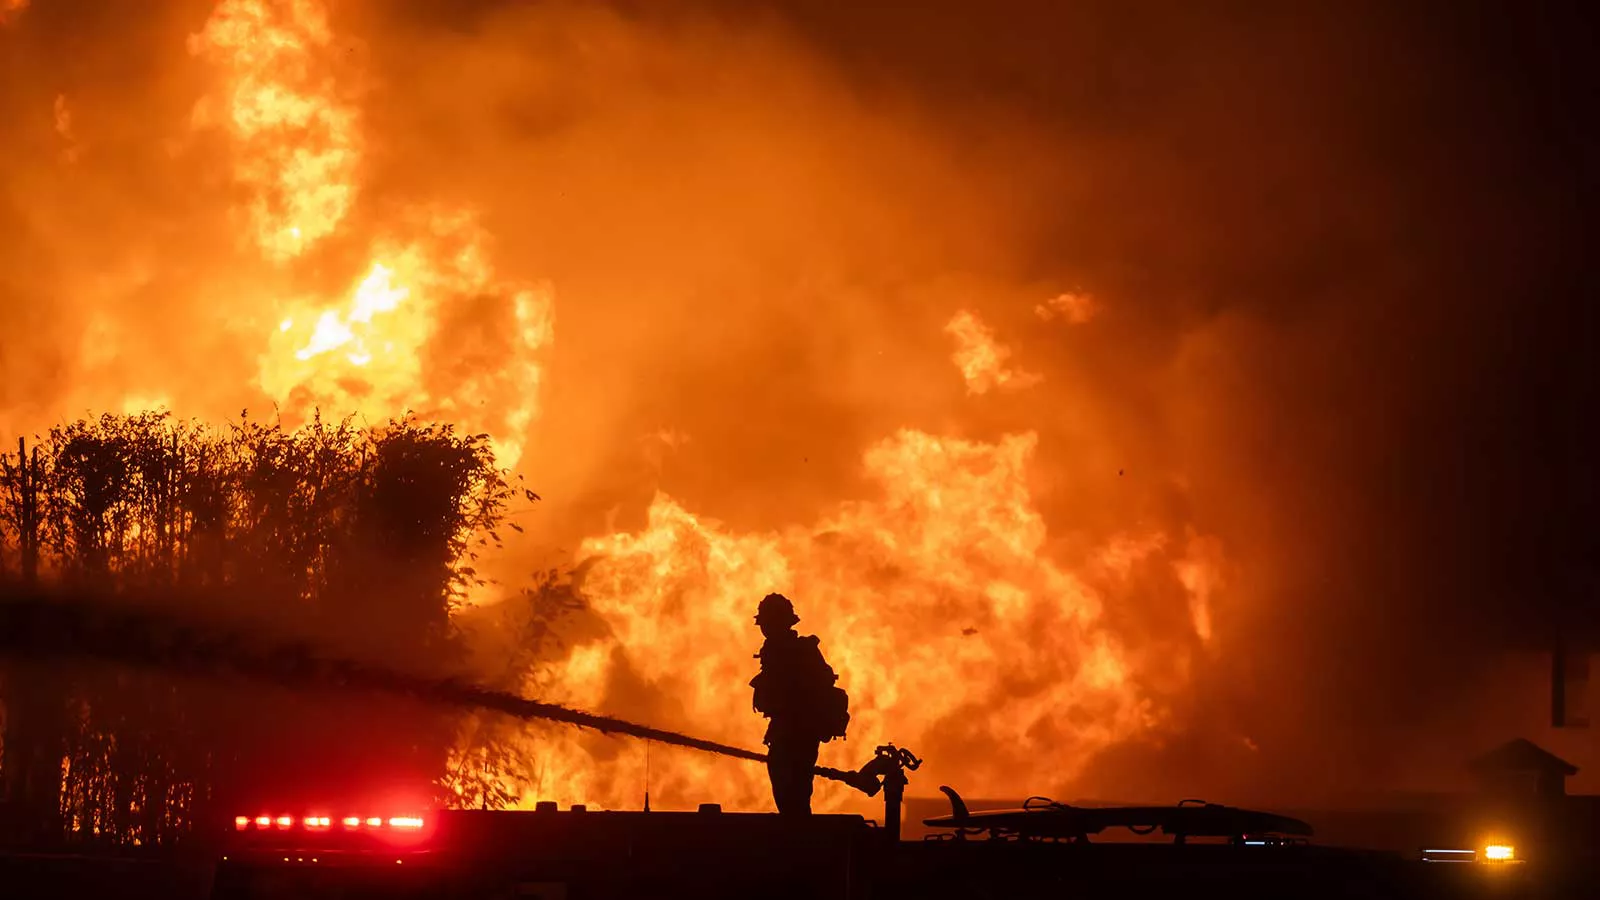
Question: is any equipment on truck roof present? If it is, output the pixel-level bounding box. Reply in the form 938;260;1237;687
922;784;1314;844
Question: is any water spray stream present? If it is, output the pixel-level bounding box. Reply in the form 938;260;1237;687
0;583;876;790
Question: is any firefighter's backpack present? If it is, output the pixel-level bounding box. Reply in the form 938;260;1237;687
819;684;850;742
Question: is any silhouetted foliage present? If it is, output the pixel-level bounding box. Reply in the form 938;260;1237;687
440;568;586;810
0;411;531;850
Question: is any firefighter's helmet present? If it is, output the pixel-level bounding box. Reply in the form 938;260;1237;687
756;593;799;627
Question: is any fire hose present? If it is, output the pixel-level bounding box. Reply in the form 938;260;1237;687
0;584;917;826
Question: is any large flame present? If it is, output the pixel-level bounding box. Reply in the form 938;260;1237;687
191;0;552;469
499;427;1197;812
256;213;553;469
190;0;1215;811
190;0;359;262
18;0;1229;815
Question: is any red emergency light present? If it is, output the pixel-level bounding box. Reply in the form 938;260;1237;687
233;814;426;831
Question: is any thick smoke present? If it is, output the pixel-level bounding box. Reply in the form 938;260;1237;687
1;0;1592;807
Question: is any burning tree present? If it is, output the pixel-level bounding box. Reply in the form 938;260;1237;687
0;411;528;850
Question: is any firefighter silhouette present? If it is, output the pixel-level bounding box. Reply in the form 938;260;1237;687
749;593;849;815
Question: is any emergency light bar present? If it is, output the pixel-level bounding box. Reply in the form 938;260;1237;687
1419;845;1521;865
1483;844;1515;862
234;814;426;831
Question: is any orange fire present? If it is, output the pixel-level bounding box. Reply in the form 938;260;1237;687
19;0;1228;817
945;310;1040;395
190;0;360;263
191;0;552;470
494;427;1207;813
